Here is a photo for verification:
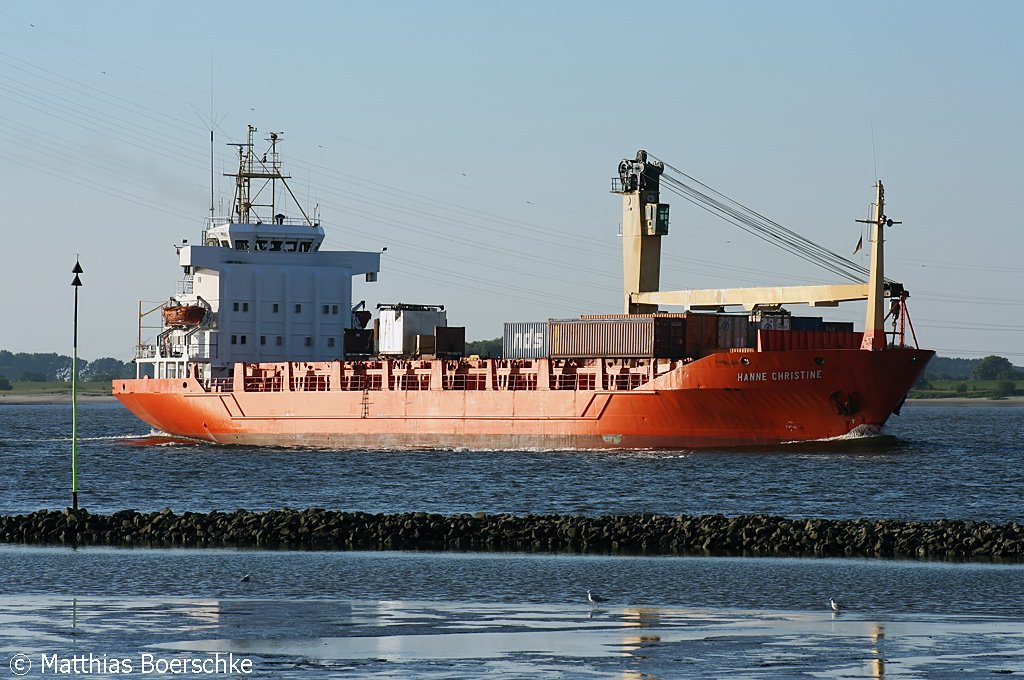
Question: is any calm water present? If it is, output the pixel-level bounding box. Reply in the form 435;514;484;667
1;401;1023;678
1;402;1022;521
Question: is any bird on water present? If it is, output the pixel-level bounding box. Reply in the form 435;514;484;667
829;597;841;613
587;590;606;606
240;574;251;583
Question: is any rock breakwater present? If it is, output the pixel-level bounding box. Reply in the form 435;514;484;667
2;509;1021;561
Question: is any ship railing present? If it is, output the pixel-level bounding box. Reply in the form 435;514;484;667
206;377;233;393
176;278;194;295
244;376;284;392
604;373;647;390
494;373;537;391
390;374;430;391
340;375;383;391
137;344;158;359
442;373;488;391
292;375;330;392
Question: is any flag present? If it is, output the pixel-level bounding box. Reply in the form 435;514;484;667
853;235;863;255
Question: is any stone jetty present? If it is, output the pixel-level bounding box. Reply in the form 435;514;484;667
1;509;1021;561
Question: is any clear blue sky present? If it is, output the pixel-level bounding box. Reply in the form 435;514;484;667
2;1;1021;362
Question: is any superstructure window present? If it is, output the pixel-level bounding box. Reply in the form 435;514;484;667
304;337;312;347
260;336;266;345
234;240;249;250
230;335;237;345
294;304;302;314
332;305;339;314
327;337;336;347
272;303;279;313
243;302;249;312
240;335;247;345
233;303;239;312
322;305;329;315
275;336;283;346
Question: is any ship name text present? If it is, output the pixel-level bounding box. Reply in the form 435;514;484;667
736;370;823;382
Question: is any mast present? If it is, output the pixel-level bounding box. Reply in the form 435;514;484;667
858;181;900;350
226;126;313;226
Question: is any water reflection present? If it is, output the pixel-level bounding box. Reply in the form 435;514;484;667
2;596;1023;678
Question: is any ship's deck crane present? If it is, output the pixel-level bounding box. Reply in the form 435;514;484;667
612;150;904;350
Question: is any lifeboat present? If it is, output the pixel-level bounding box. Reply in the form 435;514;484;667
162;305;206;327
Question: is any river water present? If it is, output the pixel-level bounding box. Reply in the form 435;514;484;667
0;401;1022;678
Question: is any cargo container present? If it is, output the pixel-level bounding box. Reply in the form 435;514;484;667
717;315;749;349
684;313;719;359
378;304;447;355
503;321;549;359
750;312;792;331
343;328;374;357
758;329;864;351
790;316;824;332
549;318;655;358
547;317;686;359
822;321;855;334
435;326;466;358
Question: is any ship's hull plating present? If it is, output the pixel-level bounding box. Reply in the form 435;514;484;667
114;347;932;449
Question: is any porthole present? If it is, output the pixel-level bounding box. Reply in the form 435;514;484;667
182;381;188;388
815;357;825;366
740;357;751;365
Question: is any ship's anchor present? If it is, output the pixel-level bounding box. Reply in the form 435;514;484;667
830;391;860;416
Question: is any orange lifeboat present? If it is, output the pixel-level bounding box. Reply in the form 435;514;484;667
162;305;206;327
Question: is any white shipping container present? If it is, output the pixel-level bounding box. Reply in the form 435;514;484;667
378;307;447;355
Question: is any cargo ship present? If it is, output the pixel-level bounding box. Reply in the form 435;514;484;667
113;129;933;448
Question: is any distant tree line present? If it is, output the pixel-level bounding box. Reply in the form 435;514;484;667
465;338;503;358
922;355;1023;381
0;350;134;387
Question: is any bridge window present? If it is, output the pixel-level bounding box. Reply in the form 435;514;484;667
234;239;249;250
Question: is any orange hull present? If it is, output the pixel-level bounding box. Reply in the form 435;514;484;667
114;347;932;449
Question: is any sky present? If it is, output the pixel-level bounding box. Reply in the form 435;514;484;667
1;1;1021;362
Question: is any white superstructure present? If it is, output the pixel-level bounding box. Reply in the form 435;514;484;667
136;126;380;380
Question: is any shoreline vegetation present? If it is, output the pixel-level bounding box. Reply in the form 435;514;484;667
2;508;1021;562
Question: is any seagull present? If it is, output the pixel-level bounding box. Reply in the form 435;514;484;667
587;590;606;606
829;597;842;613
240;574;251;583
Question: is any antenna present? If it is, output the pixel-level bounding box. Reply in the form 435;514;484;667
870;121;878;181
210;56;215;220
209;128;215;220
